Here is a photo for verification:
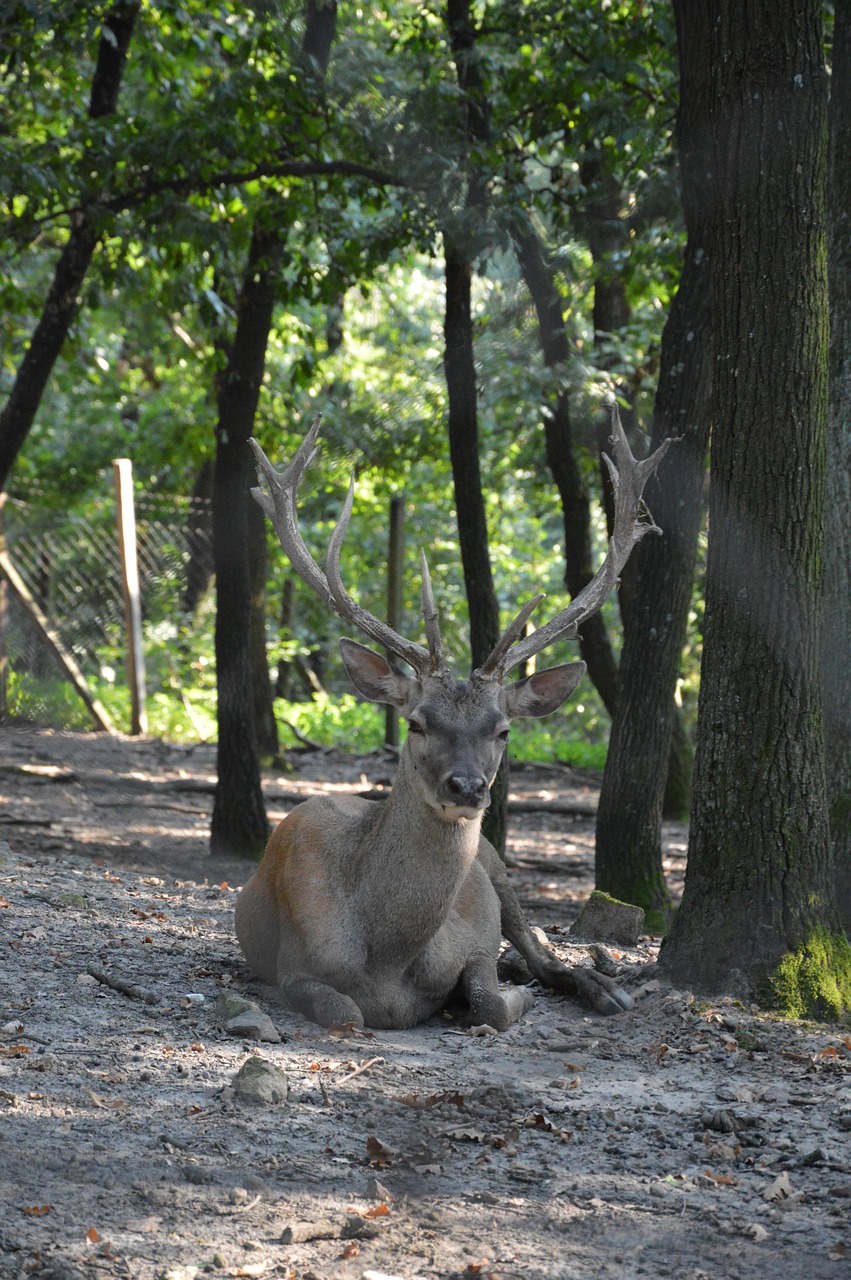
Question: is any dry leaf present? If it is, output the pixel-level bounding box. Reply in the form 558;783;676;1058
703;1169;737;1186
87;1228;101;1243
745;1223;769;1243
0;1045;29;1057
394;1089;465;1110
339;1242;359;1259
828;1243;848;1260
22;1206;50;1217
366;1136;395;1168
762;1171;794;1202
364;1203;390;1218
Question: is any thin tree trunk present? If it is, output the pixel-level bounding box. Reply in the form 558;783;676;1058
660;0;842;1006
444;0;506;854
511;220;620;716
0;1;139;491
827;0;851;936
593;0;713;928
210;224;282;857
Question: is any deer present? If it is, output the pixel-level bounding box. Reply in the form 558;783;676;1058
235;409;671;1032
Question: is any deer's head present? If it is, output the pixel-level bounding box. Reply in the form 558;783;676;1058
250;411;670;821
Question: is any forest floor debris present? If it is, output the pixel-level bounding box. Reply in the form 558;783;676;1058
0;725;849;1280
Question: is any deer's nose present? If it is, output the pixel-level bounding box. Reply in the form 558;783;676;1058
445;773;489;806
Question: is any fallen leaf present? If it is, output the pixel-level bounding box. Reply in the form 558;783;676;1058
394;1089;465;1110
745;1223;769;1243
22;1206;50;1217
0;1045;29;1057
229;1263;269;1278
85;1089;126;1110
0;897;10;908
366;1136;395;1168
339;1242;359;1259
828;1243;848;1260
364;1203;390;1218
87;1228;101;1243
762;1171;794;1202
703;1169;737;1186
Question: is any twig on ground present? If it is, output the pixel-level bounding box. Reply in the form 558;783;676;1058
86;964;159;1005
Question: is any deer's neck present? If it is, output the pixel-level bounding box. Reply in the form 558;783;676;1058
359;750;483;954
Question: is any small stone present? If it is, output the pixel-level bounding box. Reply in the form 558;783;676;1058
366;1176;392;1202
54;892;89;910
215;991;261;1023
76;972;98;986
231;1056;288;1106
225;1010;281;1044
568;891;645;946
183;1164;213;1185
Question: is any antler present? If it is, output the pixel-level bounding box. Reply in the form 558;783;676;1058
249;415;444;677
476;404;673;681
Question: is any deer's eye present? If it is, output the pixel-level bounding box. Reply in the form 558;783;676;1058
407;719;425;735
497;728;511;743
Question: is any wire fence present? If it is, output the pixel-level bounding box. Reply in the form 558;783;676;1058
0;473;214;732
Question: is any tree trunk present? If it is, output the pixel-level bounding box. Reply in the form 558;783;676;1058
0;1;139;491
511;221;620;716
210;225;282;857
444;0;506;854
660;0;844;1009
827;0;851;936
210;0;337;856
593;0;713;929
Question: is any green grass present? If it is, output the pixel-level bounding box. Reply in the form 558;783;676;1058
5;671;608;770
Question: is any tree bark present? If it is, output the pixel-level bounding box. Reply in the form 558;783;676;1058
593;0;713;927
0;1;139;491
210;224;282;857
660;0;840;998
827;0;851;936
210;0;337;855
444;0;507;853
511;220;620;716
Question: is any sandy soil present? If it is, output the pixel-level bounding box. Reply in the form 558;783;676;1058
0;725;849;1280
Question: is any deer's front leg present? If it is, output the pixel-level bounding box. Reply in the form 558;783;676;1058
477;841;632;1016
281;975;365;1030
460;953;534;1030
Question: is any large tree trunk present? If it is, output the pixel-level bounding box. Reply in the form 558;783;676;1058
0;1;139;491
660;0;843;1009
593;0;713;929
511;221;620;716
444;0;506;854
827;0;851;936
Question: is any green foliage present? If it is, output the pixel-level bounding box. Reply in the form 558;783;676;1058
1;0;703;756
772;929;851;1022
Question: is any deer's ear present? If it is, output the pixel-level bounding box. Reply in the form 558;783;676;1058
339;638;420;710
500;662;586;720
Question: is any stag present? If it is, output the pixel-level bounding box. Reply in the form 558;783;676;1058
235;410;670;1031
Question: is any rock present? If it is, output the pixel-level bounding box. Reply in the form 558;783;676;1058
568;891;645;946
215;991;261;1022
231;1056;288;1106
54;891;89;910
225;1010;282;1044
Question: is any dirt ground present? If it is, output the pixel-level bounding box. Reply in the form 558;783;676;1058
0;724;849;1280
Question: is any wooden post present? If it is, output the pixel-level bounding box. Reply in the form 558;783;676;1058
113;458;147;735
384;494;405;749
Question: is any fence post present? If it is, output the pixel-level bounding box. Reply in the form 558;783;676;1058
384;494;405;749
113;458;148;735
